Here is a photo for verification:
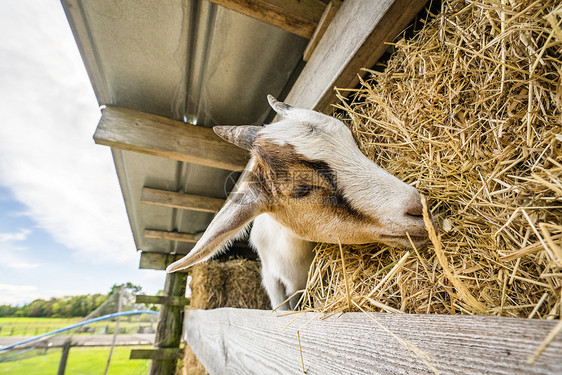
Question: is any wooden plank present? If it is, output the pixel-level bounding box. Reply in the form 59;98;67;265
141;187;225;213
139;246;257;271
144;229;198;243
185;308;562;375
303;1;342;62
130;348;182;360
136;295;190;306
284;0;429;114
149;272;188;375
139;252;184;271
207;0;326;39
94;106;249;171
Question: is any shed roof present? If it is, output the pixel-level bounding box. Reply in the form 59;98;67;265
63;0;308;258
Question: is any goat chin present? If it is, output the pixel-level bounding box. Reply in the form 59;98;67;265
250;213;429;310
250;213;315;310
379;235;429;249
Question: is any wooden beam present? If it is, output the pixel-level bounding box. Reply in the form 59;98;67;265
141;187;225;213
144;229;198;243
139;245;257;271
94;106;249;171
284;0;429;114
207;0;326;39
139;252;183;271
303;1;342;62
185;308;562;374
130;348;182;360
136;295;190;306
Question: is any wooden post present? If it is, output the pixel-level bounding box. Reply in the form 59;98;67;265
103;284;124;375
149;272;187;375
57;338;72;375
282;0;429;114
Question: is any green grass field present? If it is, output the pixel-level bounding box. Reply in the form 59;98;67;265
0;317;157;374
0;317;155;336
0;317;80;336
0;345;151;375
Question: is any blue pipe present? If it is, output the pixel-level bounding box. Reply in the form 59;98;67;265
0;347;35;362
0;310;159;352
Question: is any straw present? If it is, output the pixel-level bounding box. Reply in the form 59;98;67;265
298;0;561;322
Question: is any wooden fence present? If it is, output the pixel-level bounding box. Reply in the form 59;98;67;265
185;308;562;375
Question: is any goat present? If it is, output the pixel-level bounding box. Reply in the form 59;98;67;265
167;95;429;309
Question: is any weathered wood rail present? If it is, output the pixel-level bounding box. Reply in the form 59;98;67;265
0;334;155;348
283;0;429;114
94;106;249;171
184;308;562;375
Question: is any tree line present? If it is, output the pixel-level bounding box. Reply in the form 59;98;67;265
0;283;149;318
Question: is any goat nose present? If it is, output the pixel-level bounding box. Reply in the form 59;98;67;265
405;199;423;218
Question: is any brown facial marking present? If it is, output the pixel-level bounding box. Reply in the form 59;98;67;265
248;138;370;226
299;159;368;221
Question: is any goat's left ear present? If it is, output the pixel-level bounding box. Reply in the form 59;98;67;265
166;185;263;273
213;126;261;151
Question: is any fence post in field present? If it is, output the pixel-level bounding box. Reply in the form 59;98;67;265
149;272;187;375
104;284;124;375
57;338;72;375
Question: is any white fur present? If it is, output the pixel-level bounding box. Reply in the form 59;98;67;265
250;214;314;309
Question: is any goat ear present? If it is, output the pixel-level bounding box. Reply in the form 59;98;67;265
213;126;261;151
166;186;263;273
267;94;293;118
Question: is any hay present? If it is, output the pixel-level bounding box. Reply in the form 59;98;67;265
181;258;270;375
189;258;270;310
299;0;562;319
178;345;208;375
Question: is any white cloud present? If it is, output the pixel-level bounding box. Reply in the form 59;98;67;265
0;229;31;242
0;283;88;305
139;269;165;281
0;1;135;263
1;255;38;270
0;283;38;305
0;229;38;269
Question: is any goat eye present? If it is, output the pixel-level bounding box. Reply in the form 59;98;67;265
291;184;314;198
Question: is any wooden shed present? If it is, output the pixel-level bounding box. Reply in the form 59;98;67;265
63;0;562;374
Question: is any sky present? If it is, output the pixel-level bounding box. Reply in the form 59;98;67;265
0;0;164;305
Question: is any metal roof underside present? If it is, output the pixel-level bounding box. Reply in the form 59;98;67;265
62;0;308;256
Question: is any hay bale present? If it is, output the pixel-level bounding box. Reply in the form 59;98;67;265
300;0;561;318
178;345;208;375
189;258;270;310
189;260;227;310
181;258;270;375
